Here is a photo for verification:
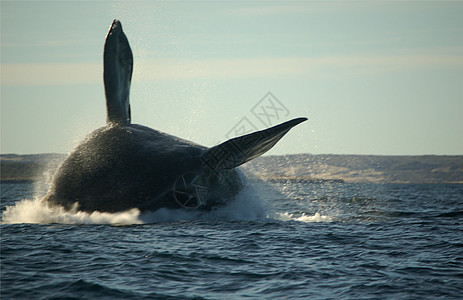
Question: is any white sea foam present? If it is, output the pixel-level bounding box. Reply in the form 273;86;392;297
1;184;267;225
140;184;267;223
1;155;146;225
1;194;331;225
1;197;143;225
2;170;329;225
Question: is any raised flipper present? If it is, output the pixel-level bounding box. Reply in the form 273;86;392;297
104;19;133;126
202;117;307;171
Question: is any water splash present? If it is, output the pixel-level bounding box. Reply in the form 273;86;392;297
1;166;329;225
1;198;142;225
1;195;331;225
140;185;267;223
1;184;267;225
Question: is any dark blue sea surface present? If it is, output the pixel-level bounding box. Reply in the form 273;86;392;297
1;181;462;299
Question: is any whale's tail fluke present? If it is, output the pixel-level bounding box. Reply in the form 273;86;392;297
104;19;133;126
202;117;307;171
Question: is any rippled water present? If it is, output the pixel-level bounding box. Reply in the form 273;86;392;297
1;181;462;299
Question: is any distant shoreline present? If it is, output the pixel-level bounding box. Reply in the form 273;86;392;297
1;153;462;184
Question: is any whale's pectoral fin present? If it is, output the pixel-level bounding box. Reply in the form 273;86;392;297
104;19;133;126
202;117;307;171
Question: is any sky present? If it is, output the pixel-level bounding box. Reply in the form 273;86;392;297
1;1;462;156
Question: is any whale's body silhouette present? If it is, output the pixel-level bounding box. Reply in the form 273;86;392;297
45;20;307;213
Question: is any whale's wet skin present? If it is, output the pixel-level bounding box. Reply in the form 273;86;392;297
46;125;243;213
44;20;306;213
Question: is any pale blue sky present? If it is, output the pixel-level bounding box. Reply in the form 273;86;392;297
1;1;462;155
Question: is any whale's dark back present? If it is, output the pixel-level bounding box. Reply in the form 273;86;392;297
47;125;213;212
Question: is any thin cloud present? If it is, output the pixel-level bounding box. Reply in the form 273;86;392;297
2;54;462;86
1;63;101;86
2;38;99;48
223;2;408;17
133;54;463;82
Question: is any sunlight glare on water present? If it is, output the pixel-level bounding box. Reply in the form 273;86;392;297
273;212;332;223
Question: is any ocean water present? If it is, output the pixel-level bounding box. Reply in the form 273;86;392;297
1;179;462;299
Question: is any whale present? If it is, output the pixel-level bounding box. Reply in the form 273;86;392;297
44;19;307;213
